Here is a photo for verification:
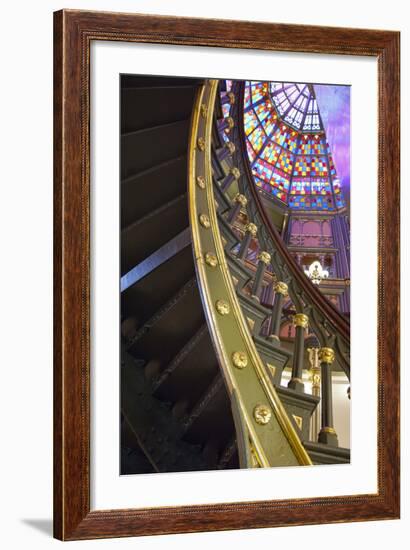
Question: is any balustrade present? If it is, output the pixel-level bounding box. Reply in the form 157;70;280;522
212;80;350;453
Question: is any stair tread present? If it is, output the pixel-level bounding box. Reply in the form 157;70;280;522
121;193;188;275
126;278;204;366
121;75;202;89
303;441;350;465
121;245;195;325
123;84;201;91
122;192;186;235
182;375;234;448
153;325;219;408
121;155;188;232
121;86;199;133
121;154;186;186
121;119;191;179
275;384;321;407
121;117;190;138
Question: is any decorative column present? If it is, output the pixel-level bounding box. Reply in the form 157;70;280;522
269;281;288;342
217;141;236;162
306;336;321;441
318;347;339;446
221;166;240;193
288;313;309;392
221;91;236;106
251;251;271;301
217;116;234;133
227;193;247;224
237;222;257;261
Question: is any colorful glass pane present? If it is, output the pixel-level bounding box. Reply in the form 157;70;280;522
247;125;265;153
244;109;259;135
293;156;310;177
282;129;298;152
288;195;310;209
277;149;294;174
310;157;328;177
261;142;281;165
311;179;331;195
271;168;290;191
251;82;265;103
252;158;273;182
254;101;271;123
270;124;290;147
263;116;277;137
271;187;287;202
290;179;310;195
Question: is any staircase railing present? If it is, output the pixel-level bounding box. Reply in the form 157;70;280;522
212;80;350;453
188;79;312;468
222;81;350;380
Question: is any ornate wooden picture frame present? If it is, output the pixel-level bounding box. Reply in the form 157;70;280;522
54;9;400;540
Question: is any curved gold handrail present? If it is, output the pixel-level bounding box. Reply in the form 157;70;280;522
188;79;312;467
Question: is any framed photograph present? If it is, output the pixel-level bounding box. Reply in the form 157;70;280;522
54;9;400;540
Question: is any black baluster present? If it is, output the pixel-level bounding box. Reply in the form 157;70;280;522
217;116;234;133
217;141;236;162
237;222;257;261
268;281;288;342
288;313;309;392
251;251;271;301
227;193;247;224
318;347;339;446
221;92;236;106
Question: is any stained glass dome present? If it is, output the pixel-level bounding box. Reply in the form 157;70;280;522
243;81;346;211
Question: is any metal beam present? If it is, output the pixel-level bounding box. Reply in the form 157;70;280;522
120;227;191;292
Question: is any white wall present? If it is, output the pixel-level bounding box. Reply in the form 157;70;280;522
0;1;408;548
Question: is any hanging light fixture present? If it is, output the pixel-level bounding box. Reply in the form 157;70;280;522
304;260;329;285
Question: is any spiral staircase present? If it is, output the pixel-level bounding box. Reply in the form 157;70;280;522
120;75;350;474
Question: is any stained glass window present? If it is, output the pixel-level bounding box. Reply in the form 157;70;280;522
241;80;347;212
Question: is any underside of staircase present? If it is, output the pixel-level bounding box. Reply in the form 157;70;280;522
120;75;349;475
